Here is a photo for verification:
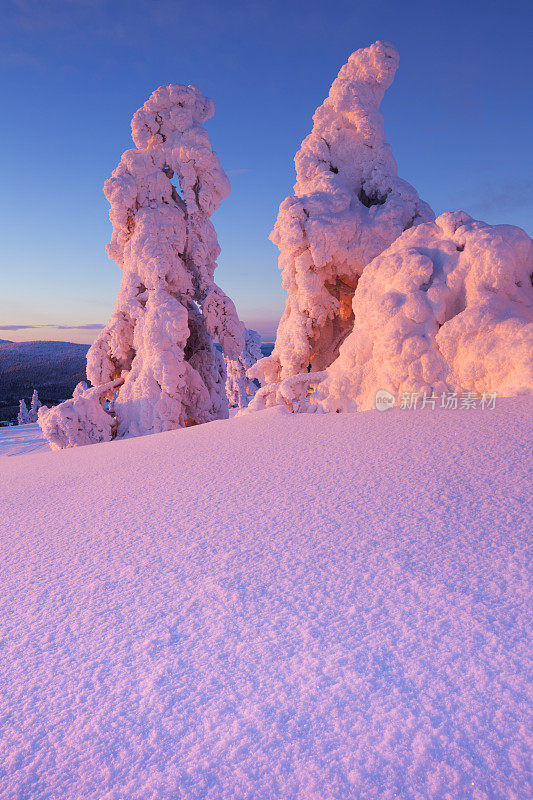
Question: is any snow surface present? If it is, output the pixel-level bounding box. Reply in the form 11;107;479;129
0;399;531;799
0;422;49;457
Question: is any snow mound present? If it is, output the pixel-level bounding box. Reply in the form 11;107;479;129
251;41;433;386
316;211;533;411
1;398;531;799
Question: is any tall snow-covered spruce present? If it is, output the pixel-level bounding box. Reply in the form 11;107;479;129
17;399;30;426
249;41;433;390
39;84;244;449
28;389;41;423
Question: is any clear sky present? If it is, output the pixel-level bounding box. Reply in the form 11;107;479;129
1;0;532;344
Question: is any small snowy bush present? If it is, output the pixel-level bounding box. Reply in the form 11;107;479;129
225;329;262;408
38;381;121;450
248;372;327;413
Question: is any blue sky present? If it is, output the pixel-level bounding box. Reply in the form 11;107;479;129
1;0;532;343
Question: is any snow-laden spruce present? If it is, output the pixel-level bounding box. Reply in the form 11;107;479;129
225;329;262;409
39;84;244;448
314;211;533;411
28;390;41;423
17;399;30;425
249;41;433;389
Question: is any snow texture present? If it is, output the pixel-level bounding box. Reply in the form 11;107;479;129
40;84;244;447
226;328;262;408
0;422;49;457
316;211;533;411
0;398;531;800
250;41;433;387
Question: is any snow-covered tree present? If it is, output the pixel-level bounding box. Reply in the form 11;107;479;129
38;381;121;450
28;389;41;423
249;41;433;390
225;328;262;408
39;83;244;448
314;211;533;411
17;399;30;425
249;370;326;414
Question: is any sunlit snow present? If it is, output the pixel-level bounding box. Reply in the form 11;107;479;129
1;399;530;799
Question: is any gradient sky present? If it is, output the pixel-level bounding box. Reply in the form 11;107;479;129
1;0;532;344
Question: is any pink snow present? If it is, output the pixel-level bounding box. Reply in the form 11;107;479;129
0;423;49;457
0;399;531;799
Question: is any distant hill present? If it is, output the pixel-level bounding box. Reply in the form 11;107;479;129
0;340;89;423
0;339;274;424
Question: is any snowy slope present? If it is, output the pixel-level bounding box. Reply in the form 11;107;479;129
0;423;50;457
0;400;531;800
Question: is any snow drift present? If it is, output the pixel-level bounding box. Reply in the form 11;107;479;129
1;398;531;799
250;41;433;386
39;84;244;449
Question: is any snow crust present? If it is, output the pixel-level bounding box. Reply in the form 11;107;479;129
250;41;433;386
316;211;533;411
39;84;244;447
1;398;531;799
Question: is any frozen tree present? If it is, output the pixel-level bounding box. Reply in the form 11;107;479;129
28;389;41;423
314;211;533;411
17;399;30;425
39;83;244;448
249;371;326;413
38;380;122;450
225;328;262;408
249;41;433;390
